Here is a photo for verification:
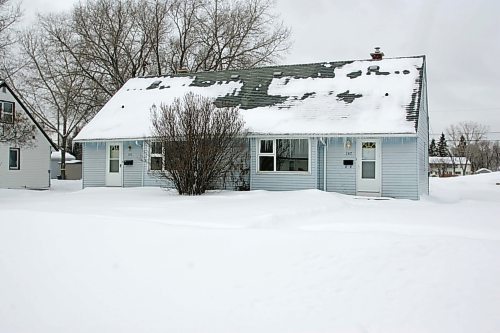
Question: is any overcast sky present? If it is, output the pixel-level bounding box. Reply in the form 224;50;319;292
21;0;500;139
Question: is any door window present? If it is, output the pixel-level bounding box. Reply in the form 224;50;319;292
109;145;120;173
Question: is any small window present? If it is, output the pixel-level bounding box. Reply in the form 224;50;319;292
150;141;163;170
0;101;14;123
9;148;20;170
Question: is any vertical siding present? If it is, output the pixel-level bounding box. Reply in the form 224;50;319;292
122;141;144;187
381;137;418;199
82;142;106;187
326;137;356;195
250;138;318;191
416;69;429;196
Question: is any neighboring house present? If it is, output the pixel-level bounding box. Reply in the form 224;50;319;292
74;53;429;199
429;156;471;177
50;151;76;179
0;80;58;189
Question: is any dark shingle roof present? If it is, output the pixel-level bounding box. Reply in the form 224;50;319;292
75;56;426;140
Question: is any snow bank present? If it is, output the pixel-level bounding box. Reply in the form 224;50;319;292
1;173;499;333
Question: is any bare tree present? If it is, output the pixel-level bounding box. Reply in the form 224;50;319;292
6;18;101;179
0;0;21;55
150;93;246;195
168;0;291;72
447;121;488;174
0;113;36;147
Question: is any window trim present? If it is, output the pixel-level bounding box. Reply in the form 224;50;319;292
149;141;164;171
0;100;15;124
9;148;20;170
257;138;311;174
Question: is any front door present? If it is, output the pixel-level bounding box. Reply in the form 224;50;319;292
106;142;122;187
357;139;381;195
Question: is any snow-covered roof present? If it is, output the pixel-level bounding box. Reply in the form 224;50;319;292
74;56;425;141
51;151;76;161
429;156;469;165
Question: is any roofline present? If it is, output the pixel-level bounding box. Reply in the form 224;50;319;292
74;132;418;142
135;55;427;79
0;81;58;150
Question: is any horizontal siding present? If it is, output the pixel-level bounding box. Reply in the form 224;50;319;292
417;70;429;196
0;89;51;189
326;137;356;195
0;130;51;189
250;138;318;191
123;141;144;187
82;142;105;187
317;142;324;191
381;137;418;199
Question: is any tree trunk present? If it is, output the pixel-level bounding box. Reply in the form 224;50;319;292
60;136;67;180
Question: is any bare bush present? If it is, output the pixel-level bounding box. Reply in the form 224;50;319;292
150;93;246;195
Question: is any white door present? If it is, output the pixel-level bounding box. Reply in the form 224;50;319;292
357;139;381;195
106;142;122;187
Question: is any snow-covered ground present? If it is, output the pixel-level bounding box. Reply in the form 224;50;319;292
1;174;499;333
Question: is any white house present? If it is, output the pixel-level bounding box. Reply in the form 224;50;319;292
0;80;57;189
429;156;471;177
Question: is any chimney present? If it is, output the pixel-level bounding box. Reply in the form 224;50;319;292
370;47;384;60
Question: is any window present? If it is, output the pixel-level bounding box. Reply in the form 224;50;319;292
258;139;309;172
0;101;14;123
150;141;163;170
9;148;20;170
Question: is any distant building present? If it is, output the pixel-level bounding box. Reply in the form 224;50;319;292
429;156;471;177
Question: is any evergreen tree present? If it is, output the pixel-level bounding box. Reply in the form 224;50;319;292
437;133;449;157
429;138;438;156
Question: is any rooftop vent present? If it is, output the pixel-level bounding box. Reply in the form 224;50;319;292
273;71;283;77
370;47;384;60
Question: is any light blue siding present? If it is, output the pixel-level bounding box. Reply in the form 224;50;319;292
122;141;145;187
82;142;106;187
326;138;356;195
381;137;418;199
317;141;325;191
82;135;423;199
416;69;429;196
250;138;318;191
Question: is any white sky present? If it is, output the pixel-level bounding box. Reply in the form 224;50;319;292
21;0;500;140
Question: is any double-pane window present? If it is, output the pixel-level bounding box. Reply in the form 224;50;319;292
150;141;163;170
258;139;309;172
0;101;14;123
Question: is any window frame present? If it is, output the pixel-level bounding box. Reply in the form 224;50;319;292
9;148;20;170
0;100;15;124
257;138;311;174
149;141;164;171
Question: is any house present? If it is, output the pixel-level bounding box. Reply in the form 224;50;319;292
429;156;471;177
74;52;429;199
0;80;58;189
50;151;76;179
